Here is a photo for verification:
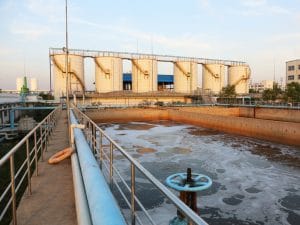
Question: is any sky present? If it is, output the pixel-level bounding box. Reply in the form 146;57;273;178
0;0;299;90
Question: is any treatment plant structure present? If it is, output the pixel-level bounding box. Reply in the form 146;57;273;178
50;48;251;104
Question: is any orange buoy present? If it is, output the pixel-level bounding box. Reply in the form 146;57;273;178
48;147;74;164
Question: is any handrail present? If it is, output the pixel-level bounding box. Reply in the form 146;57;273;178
0;106;61;225
49;47;247;66
0;107;59;166
72;106;209;225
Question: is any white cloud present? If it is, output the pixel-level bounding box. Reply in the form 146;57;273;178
10;21;50;40
26;0;61;16
269;33;300;42
242;0;267;7
0;45;20;56
197;0;211;9
239;0;292;16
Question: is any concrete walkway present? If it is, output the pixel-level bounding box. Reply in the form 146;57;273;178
17;111;76;225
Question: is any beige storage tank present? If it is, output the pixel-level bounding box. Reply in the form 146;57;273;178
174;61;198;93
228;66;251;94
202;64;225;94
95;57;123;93
52;54;85;99
131;59;157;92
30;78;38;92
16;77;24;92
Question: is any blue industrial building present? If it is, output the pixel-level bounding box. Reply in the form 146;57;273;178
123;73;174;90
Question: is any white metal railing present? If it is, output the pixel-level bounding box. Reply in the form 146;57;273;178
72;106;209;225
0;107;61;225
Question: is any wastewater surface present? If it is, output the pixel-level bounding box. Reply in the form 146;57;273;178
100;121;300;225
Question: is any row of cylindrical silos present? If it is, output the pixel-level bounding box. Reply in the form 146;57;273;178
52;54;250;98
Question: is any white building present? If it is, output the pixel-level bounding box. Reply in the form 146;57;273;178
30;78;38;92
286;59;300;85
250;80;274;92
16;77;24;92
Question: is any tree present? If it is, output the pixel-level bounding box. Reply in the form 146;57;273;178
220;85;236;98
261;82;283;101
284;82;300;102
39;92;54;100
249;88;257;93
262;89;276;101
273;82;282;96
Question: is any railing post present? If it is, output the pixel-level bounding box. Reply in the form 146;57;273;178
131;163;136;225
93;125;96;154
110;142;113;189
88;121;91;145
34;130;38;176
10;155;17;225
40;126;44;161
99;132;103;169
91;123;94;152
44;122;48;152
26;139;31;195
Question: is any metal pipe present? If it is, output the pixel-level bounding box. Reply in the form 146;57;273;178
69;124;91;225
70;110;127;225
10;155;17;225
10;109;15;129
71;153;92;225
72;107;209;225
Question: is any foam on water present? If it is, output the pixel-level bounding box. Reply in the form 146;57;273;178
102;121;300;225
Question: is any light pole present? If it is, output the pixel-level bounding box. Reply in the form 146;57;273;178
65;0;70;143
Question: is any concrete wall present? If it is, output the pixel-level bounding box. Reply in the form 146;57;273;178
86;107;300;146
83;96;191;106
168;109;300;146
239;107;300;123
86;108;168;123
178;106;240;116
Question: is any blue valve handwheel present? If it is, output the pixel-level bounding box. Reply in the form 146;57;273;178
165;173;212;192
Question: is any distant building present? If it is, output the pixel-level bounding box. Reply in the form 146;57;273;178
286;59;300;85
250;80;274;92
30;78;38;92
16;77;24;92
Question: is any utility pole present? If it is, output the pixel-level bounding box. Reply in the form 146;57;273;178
65;0;70;143
273;58;276;88
49;49;52;93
